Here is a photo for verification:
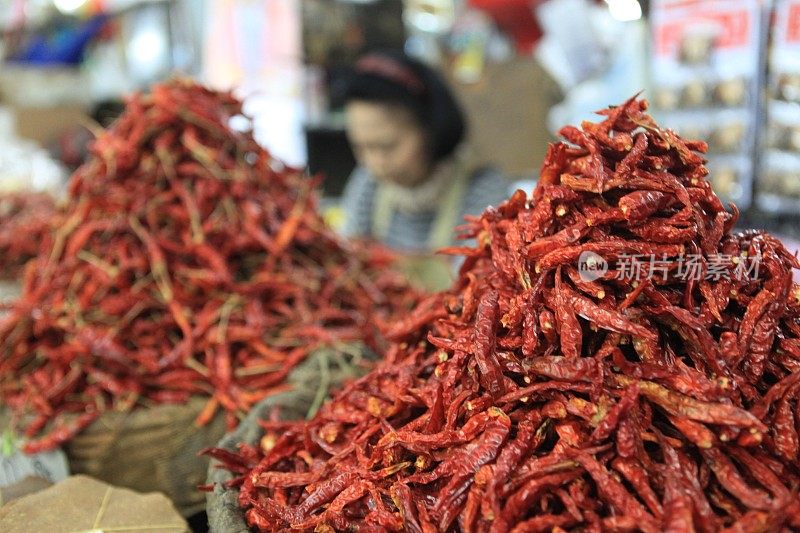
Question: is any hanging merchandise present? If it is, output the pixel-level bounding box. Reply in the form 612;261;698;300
469;0;543;54
404;0;454;66
759;0;800;212
203;0;306;167
546;4;648;141
124;4;172;86
448;9;494;84
649;0;766;209
403;0;456;34
535;0;610;90
7;14;109;66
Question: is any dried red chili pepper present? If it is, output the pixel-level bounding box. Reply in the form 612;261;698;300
0;80;420;453
472;291;505;399
207;96;800;532
554;269;582;358
0;192;59;280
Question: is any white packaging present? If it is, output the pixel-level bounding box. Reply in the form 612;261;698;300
650;0;766;208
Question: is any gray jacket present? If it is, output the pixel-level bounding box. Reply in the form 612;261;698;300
340;164;508;251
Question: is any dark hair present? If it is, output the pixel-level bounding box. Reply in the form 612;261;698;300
335;50;466;163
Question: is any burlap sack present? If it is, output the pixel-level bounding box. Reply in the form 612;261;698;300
64;396;227;517
0;474;188;533
206;345;371;533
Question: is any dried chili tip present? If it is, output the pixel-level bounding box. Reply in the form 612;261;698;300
737;428;763;447
383;447;403;465
380;461;412;478
297;450;314;466
478;230;491;247
415;454;432;471
519;270;533;290
474;464;494;486
319;422;340;443
367;397;384;417
198;483;215;492
260;432;277;453
718;427;740;443
543;401;568;419
694;437;715;450
444;295;463;314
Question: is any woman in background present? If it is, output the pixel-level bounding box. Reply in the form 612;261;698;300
338;51;508;290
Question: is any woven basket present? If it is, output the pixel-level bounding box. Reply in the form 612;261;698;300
205;345;370;532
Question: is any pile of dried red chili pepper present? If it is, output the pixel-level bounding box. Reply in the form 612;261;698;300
0;79;418;453
207;96;800;532
0;192;58;280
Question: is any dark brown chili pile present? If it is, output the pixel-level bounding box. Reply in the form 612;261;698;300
0;80;418;454
206;96;800;532
0;192;58;280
